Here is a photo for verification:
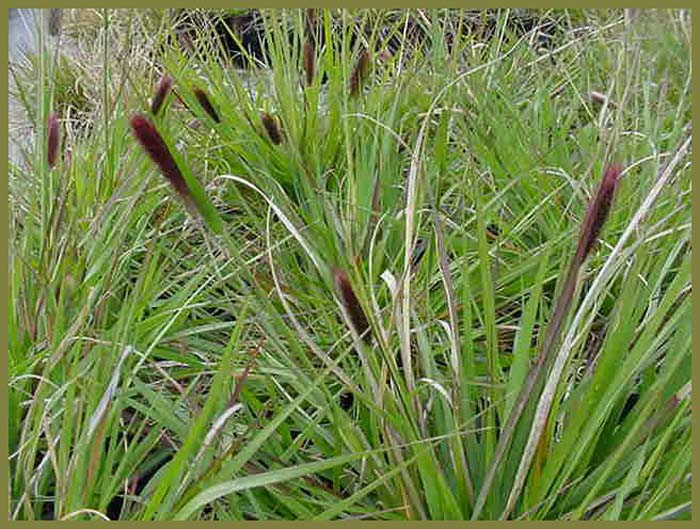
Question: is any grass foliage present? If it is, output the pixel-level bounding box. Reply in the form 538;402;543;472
8;8;692;520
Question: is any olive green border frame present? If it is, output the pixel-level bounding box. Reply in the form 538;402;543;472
2;2;696;526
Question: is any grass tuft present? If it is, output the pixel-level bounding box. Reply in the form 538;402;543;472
9;8;691;521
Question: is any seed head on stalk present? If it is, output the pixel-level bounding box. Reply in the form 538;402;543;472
349;49;371;98
193;87;221;123
302;40;315;87
47;112;60;169
333;267;371;343
260;112;284;145
303;9;320;88
130;114;191;201
150;74;173;116
574;164;623;264
129;113;226;236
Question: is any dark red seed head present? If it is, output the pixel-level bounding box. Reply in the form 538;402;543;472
193;87;220;123
150;74;173;116
575;164;622;262
260;112;284;145
129;113;191;200
302;40;315;87
333;267;371;343
47;112;60;169
349;49;371;98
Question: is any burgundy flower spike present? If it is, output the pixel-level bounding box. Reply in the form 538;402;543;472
150;74;174;116
575;164;623;263
261;112;284;145
47;112;60;169
129;113;191;200
333;267;371;343
193;87;220;123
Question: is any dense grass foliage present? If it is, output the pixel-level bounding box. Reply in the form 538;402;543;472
8;9;691;520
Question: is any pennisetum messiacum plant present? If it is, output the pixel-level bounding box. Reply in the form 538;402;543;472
472;164;623;519
8;8;691;521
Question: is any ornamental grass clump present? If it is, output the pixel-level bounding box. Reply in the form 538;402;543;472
473;163;623;518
